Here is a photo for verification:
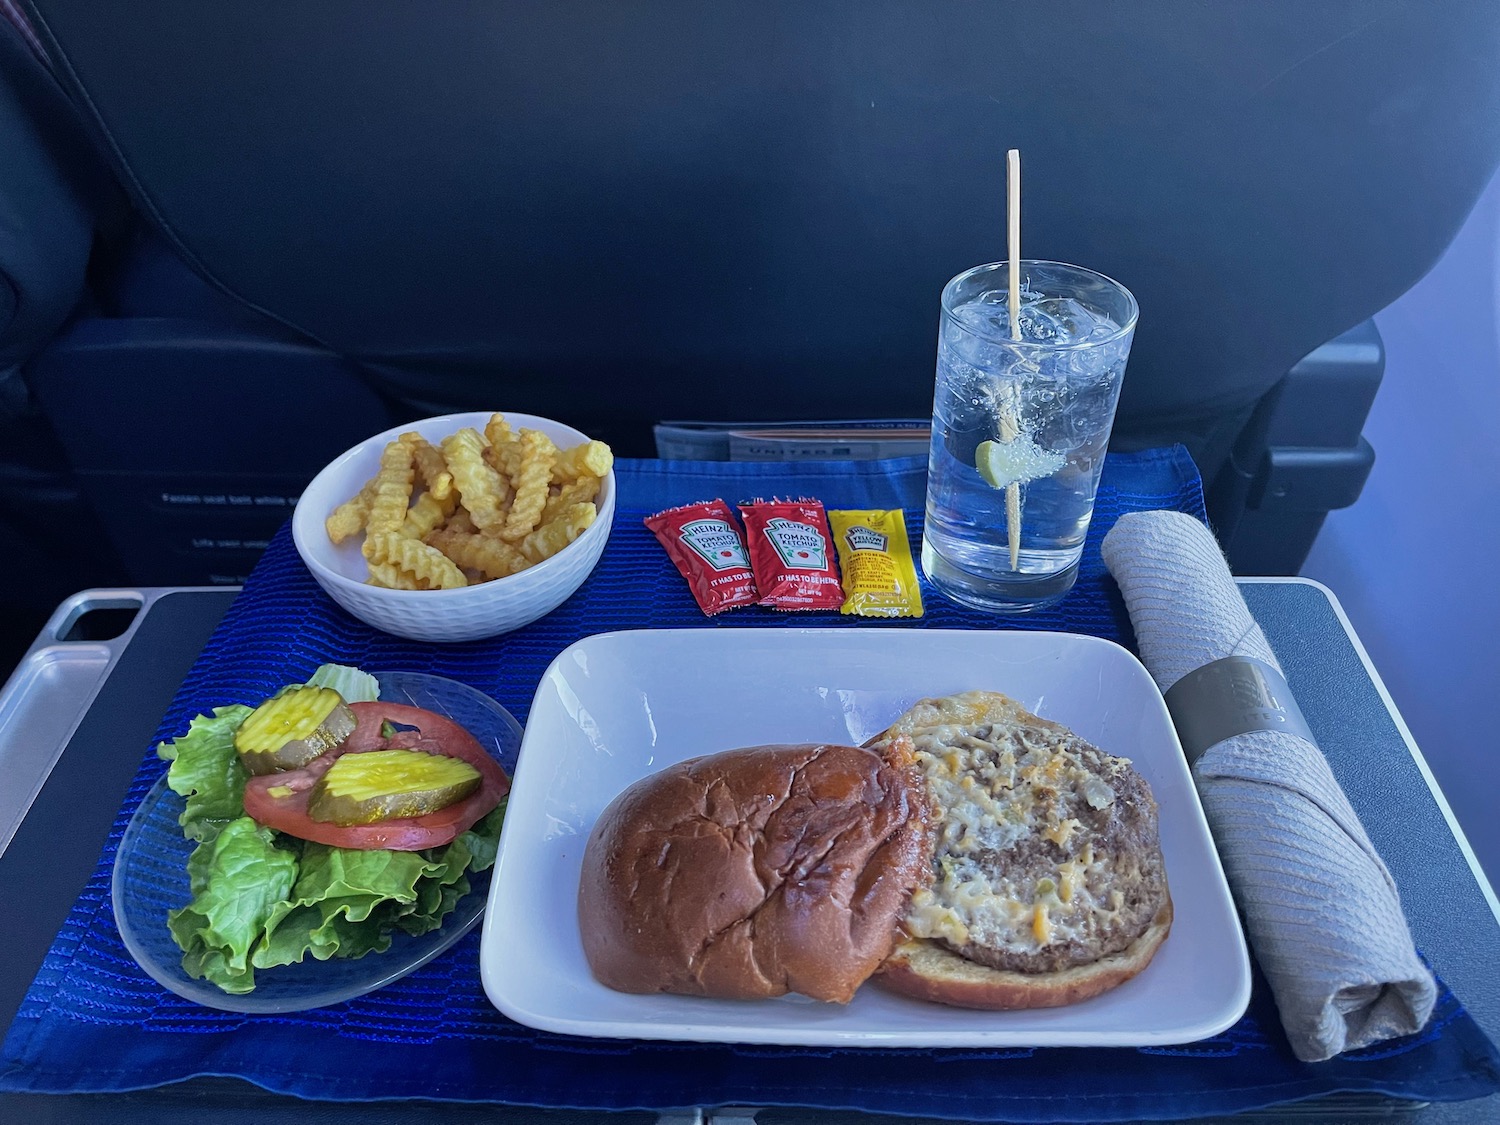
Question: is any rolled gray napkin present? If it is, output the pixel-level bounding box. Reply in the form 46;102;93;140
1101;509;1435;1063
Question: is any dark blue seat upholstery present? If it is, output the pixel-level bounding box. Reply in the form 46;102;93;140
3;2;1500;655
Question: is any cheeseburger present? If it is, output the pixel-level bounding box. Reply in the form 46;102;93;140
576;691;1170;1009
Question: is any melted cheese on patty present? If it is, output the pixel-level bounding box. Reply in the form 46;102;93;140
870;692;1166;973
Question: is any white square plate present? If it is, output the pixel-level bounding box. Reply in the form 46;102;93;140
480;628;1250;1047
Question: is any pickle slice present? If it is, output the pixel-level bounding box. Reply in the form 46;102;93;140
306;749;482;826
234;686;355;775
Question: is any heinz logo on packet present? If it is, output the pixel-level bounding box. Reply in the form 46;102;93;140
843;525;888;553
764;517;830;570
679;518;751;571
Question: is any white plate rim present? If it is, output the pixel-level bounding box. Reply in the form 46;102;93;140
481;627;1252;1048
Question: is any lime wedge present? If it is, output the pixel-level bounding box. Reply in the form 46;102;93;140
975;440;1008;488
975;437;1065;490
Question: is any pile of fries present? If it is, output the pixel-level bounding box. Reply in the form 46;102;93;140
325;414;612;590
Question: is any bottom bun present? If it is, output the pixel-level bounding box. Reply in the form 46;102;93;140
877;897;1174;1010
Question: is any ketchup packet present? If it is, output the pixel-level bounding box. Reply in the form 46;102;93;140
645;500;758;615
738;497;844;611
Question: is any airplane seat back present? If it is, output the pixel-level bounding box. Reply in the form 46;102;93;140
5;0;1500;600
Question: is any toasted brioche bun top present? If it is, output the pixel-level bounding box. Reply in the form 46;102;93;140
577;742;932;1004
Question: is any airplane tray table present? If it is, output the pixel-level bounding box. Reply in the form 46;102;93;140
0;452;1497;1125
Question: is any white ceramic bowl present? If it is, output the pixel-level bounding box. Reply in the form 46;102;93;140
291;412;615;642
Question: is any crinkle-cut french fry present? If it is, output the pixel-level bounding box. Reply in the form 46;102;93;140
445;505;477;535
552;440;613;484
487;413;524;481
484;412;514;451
520;502;596;564
496;443;525;483
400;491;452;540
500;429;558;541
363;440;416;544
367;560;429;590
401;432;455;501
541;474;601;524
365;532;468;589
485;413;523;478
427;527;530;581
441;428;510;532
326;477;378;544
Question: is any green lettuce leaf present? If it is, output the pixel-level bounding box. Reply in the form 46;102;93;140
251;897;397;968
390;802;504;937
167;817;299;993
396;876;471;937
304;663;381;703
455;799;507;874
155;705;254;843
247;802;507;971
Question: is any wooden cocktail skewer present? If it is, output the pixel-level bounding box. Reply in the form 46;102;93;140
1002;148;1023;570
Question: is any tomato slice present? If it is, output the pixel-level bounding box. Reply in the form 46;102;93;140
242;701;511;850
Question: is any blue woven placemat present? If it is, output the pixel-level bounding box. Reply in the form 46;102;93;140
2;448;1497;1121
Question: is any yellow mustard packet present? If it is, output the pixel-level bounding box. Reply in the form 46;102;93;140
827;509;924;618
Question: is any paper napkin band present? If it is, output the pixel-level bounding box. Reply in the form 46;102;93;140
1164;655;1316;762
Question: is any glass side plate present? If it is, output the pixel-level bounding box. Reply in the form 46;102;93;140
112;670;523;1013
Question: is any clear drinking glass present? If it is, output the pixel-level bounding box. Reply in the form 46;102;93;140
920;260;1138;613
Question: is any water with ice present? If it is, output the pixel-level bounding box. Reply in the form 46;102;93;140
922;284;1132;612
953;288;1126;347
